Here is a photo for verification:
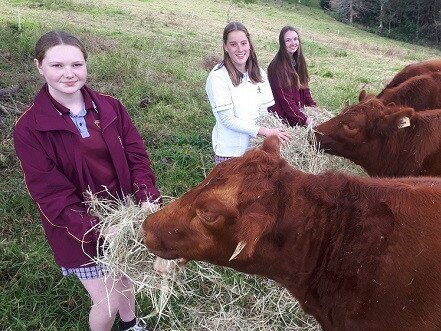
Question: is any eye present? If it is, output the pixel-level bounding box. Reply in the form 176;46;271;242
196;209;217;223
342;123;359;136
73;63;84;67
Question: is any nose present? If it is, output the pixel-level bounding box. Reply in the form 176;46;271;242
237;44;245;52
63;66;74;78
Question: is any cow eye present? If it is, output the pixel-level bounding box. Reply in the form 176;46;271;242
342;123;359;136
196;209;217;223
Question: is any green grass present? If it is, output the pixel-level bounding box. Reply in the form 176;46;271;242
1;0;441;329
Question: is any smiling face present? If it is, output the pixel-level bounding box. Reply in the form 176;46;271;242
223;30;250;73
284;29;299;55
35;44;87;102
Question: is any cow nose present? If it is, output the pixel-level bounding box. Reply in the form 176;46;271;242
142;229;160;249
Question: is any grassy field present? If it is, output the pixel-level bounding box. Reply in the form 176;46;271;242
1;0;440;330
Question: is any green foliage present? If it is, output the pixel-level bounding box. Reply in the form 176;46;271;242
0;21;41;60
1;238;90;331
326;0;441;48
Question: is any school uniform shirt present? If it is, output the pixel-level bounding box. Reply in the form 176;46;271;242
14;84;160;267
267;63;316;126
205;64;275;157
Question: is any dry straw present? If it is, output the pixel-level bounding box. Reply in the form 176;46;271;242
83;108;363;330
84;192;177;323
252;107;366;176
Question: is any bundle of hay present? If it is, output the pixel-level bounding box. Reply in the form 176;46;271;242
84;192;177;321
253;107;366;176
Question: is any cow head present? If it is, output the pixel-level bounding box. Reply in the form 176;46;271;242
313;98;415;167
142;136;284;267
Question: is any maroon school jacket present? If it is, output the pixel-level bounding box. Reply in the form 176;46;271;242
14;84;161;267
267;64;316;126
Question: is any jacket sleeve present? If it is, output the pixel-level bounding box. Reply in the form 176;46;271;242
267;66;308;126
214;109;260;137
116;101;161;203
13;123;98;243
302;88;317;107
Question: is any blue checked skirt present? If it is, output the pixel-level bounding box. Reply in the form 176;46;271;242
61;264;107;279
214;155;232;164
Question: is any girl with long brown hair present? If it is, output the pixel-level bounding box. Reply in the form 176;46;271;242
267;26;316;127
206;22;290;164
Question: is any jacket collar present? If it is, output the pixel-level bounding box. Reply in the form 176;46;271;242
33;84;116;132
83;85;117;131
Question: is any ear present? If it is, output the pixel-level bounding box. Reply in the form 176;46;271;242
261;136;281;157
380;108;415;134
358;89;367;101
34;59;43;75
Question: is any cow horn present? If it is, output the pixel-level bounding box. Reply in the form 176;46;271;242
397;117;410;128
229;241;247;261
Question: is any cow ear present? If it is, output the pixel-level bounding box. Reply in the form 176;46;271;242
261;136;281;157
384;108;414;130
358;89;367;101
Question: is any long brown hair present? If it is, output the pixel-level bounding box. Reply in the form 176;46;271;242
268;26;309;90
222;22;262;87
35;31;87;63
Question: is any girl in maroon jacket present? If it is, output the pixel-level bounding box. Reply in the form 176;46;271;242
14;31;159;331
267;26;316;127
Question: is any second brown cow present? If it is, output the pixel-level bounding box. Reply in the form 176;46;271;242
314;99;441;177
359;71;441;111
143;136;441;330
379;58;441;93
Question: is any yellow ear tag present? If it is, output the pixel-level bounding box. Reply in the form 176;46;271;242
398;117;410;128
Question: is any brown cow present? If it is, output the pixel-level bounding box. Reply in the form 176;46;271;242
142;136;441;330
314;99;441;177
379;58;441;94
358;71;441;111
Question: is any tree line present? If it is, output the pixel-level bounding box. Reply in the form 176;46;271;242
320;0;441;48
